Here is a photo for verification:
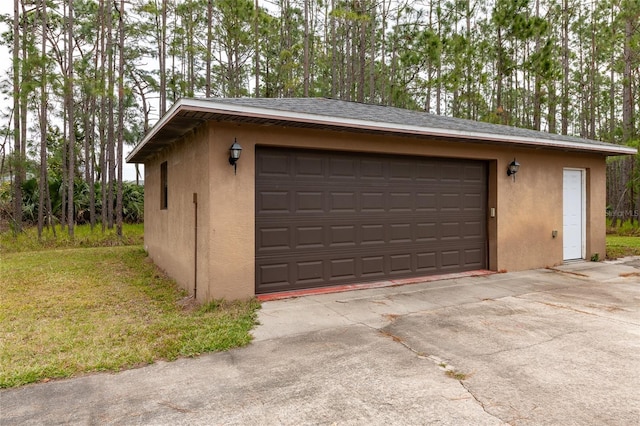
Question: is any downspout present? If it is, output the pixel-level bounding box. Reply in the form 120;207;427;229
193;192;198;299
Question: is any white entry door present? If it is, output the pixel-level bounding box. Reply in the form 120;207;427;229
563;169;585;260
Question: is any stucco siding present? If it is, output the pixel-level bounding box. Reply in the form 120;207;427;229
143;120;607;300
144;125;210;301
206;123;256;300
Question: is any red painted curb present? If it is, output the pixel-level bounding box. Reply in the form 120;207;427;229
257;270;495;302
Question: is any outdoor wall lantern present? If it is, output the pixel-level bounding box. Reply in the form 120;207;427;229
507;158;520;181
228;139;242;175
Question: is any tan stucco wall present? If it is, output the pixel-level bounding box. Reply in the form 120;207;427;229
143;121;607;301
144;125;210;302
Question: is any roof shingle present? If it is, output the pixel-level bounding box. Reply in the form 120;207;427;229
127;97;636;163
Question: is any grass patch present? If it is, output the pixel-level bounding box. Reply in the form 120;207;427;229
445;369;469;381
0;223;144;253
0;245;260;388
605;235;640;259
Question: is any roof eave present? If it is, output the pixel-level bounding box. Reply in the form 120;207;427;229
126;99;638;163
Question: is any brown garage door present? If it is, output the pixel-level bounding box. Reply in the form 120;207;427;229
256;147;487;294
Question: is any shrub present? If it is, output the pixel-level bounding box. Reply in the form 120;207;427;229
0;178;144;227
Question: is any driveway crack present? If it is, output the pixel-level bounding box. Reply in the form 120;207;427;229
379;328;507;424
458;380;508;424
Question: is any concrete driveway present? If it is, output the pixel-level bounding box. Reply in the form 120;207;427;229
2;259;639;425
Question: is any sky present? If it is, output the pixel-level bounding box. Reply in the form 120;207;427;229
0;2;143;182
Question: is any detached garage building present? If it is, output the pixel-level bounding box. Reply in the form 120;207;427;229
126;98;636;301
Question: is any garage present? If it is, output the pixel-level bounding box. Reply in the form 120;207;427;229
130;98;633;301
256;147;488;294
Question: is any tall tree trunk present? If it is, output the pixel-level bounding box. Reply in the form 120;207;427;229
206;0;212;97
160;0;167;114
588;3;596;139
99;0;108;231
116;0;125;236
548;80;557;133
496;27;503;117
357;1;366;103
89;16;99;230
66;0;75;237
621;8;634;142
533;0;541;131
465;0;472;120
254;0;259;97
12;0;22;233
38;0;47;238
435;0;442;114
303;0;309;97
609;1;616;143
19;2;27;184
561;0;569;135
330;0;336;98
107;0;115;228
369;2;376;102
380;0;388;104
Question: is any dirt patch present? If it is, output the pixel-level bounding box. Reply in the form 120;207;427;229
177;296;200;313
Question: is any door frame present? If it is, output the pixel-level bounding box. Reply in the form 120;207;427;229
563;168;586;261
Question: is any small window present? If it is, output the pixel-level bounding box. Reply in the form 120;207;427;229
160;161;168;210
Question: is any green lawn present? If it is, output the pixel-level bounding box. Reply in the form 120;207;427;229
0;223;144;253
2;230;632;388
0;227;259;388
606;235;640;259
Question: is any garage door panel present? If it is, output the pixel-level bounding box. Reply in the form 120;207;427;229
417;223;438;241
330;258;357;280
463;192;483;210
464;248;484;267
390;223;412;242
390;254;412;274
329;158;357;178
464;221;484;238
256;148;487;294
295;155;324;177
329;225;357;247
297;261;324;283
258;263;290;287
330;192;357;212
416;193;437;211
441;193;463;210
441;221;462;239
390;161;415;180
417;163;439;181
258;227;291;251
361;160;385;179
295;191;324;212
295;226;324;249
389;192;412;211
259;153;291;176
362;256;385;276
441;250;462;268
257;191;290;214
361;224;385;244
417;252;438;271
441;164;463;181
464;165;485;182
361;192;385;211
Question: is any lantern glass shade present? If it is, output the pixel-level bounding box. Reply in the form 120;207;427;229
229;141;242;161
507;159;520;176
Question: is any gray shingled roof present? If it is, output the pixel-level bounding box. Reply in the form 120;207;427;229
127;97;636;163
212;97;628;149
